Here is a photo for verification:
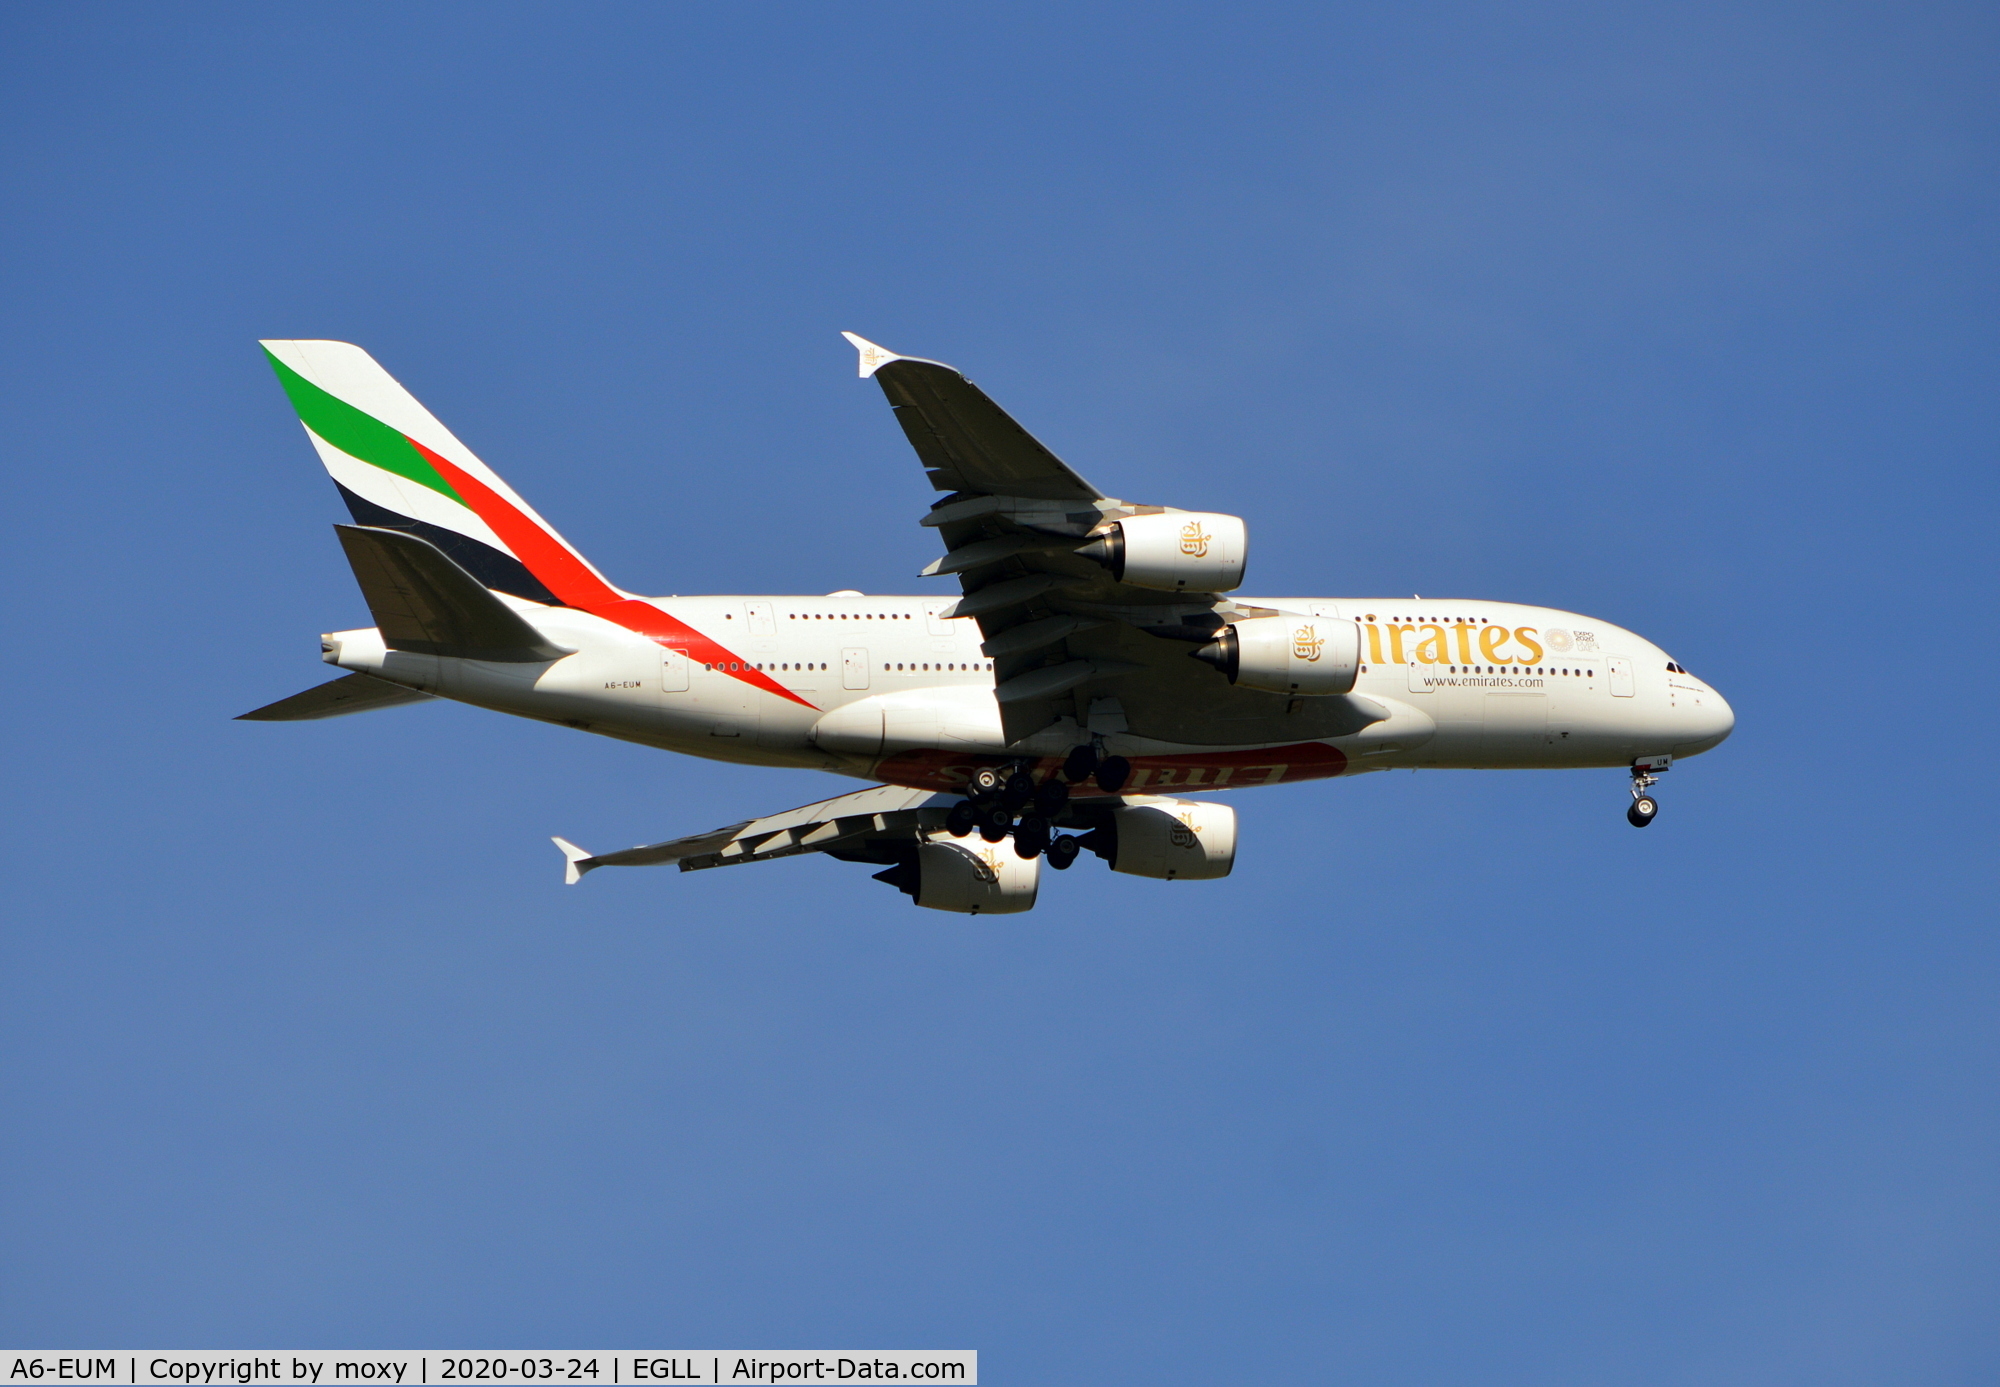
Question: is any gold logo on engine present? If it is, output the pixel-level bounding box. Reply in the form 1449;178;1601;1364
1179;521;1211;557
1293;623;1325;662
1169;815;1199;850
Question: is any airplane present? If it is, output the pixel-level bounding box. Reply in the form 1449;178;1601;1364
241;335;1734;914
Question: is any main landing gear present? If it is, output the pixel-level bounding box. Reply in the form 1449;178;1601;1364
1626;755;1670;827
946;743;1132;863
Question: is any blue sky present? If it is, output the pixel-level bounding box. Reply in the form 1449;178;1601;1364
3;3;1996;1380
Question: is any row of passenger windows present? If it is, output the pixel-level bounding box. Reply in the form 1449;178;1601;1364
885;662;990;672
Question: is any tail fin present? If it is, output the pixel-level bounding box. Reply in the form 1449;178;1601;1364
260;340;627;608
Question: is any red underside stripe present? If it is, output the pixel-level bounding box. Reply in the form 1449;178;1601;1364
411;441;817;710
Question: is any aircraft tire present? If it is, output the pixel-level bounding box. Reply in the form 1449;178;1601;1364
1033;778;1070;817
1046;835;1081;870
1094;755;1132;794
970;766;1005;795
945;802;979;838
1015;816;1052;859
1627;796;1658;827
1062;745;1099;783
979;807;1013;843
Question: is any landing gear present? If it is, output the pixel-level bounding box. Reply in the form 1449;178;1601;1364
1001;771;1037;813
1032;777;1070;817
1062;744;1099;783
1625;756;1669;827
952;755;1111;861
1014;816;1052;859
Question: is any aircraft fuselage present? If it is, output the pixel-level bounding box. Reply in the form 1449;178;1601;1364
323;591;1734;796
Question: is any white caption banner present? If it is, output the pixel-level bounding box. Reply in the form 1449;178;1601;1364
2;1356;974;1386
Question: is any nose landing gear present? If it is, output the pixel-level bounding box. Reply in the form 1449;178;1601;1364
1626;755;1670;827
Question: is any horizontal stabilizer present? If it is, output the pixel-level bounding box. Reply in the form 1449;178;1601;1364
335;524;572;663
236;672;436;721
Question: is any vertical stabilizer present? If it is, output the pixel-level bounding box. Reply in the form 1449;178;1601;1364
260;340;626;607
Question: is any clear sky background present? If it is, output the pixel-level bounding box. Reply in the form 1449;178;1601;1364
3;4;1996;1381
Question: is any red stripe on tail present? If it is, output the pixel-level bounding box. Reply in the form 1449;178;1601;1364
412;441;817;710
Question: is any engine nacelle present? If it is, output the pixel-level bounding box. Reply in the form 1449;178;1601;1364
1080;511;1247;592
1090;797;1237;880
1192;615;1359;696
912;836;1040;914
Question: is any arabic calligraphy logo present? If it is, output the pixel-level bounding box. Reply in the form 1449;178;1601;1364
1179;521;1211;557
968;847;1001;883
1293;623;1326;662
1170;813;1200;850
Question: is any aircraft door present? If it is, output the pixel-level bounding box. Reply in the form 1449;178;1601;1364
1608;657;1635;697
660;647;690;693
842;647;871;691
745;601;776;637
1406;656;1433;694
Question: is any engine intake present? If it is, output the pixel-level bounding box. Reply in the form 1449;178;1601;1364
1078;511;1246;592
1191;616;1359;696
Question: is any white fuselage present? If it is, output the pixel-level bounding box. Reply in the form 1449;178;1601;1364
323;592;1734;797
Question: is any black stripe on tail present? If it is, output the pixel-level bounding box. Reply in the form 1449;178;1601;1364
335;482;561;606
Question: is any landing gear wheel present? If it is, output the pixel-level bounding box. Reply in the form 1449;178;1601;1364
1014;816;1052;859
1627;795;1658;827
1062;744;1100;784
978;806;1013;842
1046;835;1081;870
1032;778;1070;817
969;766;1005;796
1001;772;1037;812
945;802;979;838
1094;755;1132;794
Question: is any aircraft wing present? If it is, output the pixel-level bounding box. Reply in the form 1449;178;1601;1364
554;783;956;883
842;332;1101;502
847;334;1382;746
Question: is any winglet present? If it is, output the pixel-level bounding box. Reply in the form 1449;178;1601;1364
552;836;595;886
841;331;904;379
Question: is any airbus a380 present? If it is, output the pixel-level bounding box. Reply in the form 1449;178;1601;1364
242;334;1734;914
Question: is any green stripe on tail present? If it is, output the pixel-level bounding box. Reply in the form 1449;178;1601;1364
262;347;465;504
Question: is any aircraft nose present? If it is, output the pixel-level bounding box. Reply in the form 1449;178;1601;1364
1678;686;1734;755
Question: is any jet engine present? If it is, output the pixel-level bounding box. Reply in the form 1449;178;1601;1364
1191;615;1359;696
1078;511;1247;592
1081;797;1237;880
899;836;1040;914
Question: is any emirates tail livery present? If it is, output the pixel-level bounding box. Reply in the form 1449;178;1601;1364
242;335;1734;913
